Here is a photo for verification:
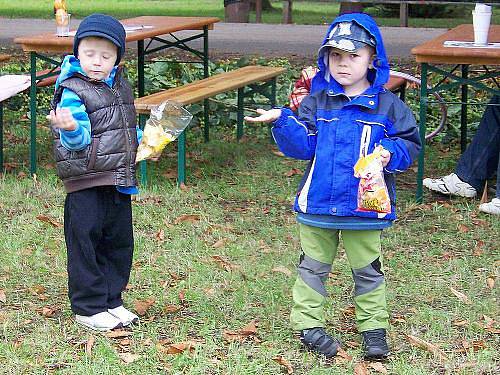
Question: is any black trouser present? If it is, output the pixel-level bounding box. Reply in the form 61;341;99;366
64;186;134;316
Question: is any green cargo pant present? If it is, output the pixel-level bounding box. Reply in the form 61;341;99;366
290;223;389;333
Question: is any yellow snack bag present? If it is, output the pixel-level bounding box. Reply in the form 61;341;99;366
353;146;391;214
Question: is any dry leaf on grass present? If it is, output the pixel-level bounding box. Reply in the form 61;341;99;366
105;330;133;339
36;214;63;228
85;336;95;357
449;287;471;304
368;362;388;374
165;341;197;354
163;304;182;314
40;306;59;318
155;229;165;242
173;214;200;225
271;266;292;277
472;240;484;256
457;224;470;233
211;255;240;272
118;352;140;364
0;289;6;303
271;150;285;157
334;347;353;364
223;320;258;342
273;356;293;374
405;334;448;362
212;239;228;249
486;276;495;289
452;319;468;327
285;168;302;177
134;297;155;316
354;362;369;375
460;340;487;352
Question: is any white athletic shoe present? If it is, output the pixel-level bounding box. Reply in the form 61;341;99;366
75;311;123;331
108;305;139;326
479;198;500;215
423;173;477;198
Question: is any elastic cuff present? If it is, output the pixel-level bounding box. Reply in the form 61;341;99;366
273;107;293;128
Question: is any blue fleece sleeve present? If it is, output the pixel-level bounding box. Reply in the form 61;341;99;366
58;88;91;151
380;100;422;173
136;126;143;144
271;96;317;160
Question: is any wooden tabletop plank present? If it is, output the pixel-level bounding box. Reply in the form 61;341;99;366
14;16;220;53
411;24;500;65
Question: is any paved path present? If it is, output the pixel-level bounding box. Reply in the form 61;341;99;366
0;17;446;60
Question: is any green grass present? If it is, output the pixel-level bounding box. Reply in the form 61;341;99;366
0;55;499;374
0;0;499;28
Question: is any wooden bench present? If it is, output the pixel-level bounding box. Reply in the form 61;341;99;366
135;65;286;185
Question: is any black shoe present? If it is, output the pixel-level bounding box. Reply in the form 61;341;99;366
300;327;341;358
362;328;390;361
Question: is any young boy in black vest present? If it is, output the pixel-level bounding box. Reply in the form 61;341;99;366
48;14;141;331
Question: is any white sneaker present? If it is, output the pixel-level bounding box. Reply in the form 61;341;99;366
108;305;139;326
75;311;123;331
479;198;500;215
423;173;477;198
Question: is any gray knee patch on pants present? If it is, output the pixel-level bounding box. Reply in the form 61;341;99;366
297;253;332;297
352;258;384;296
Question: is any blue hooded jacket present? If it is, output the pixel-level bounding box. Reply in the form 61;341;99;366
271;13;421;226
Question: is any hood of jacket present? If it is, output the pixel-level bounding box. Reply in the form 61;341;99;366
55;54;117;91
312;13;390;95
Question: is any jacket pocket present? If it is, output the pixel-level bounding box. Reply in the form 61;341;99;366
87;137;99;170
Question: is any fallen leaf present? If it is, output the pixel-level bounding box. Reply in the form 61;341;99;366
368;361;388;374
223;320;258;342
273;356;293;374
40;306;58;318
271;266;292;277
335;347;353;363
405;334;448;361
85;336;95;357
271;150;285;157
354;362;369;375
118;352;140;364
31;285;46;295
212;239;228;249
173;214;200;224
134;298;155;316
163;304;182;314
461;340;487;352
486;276;495;289
285;168;302;177
36;214;63;228
155;229;165;242
211;255;239;272
472;240;484;256
449;287;471;304
178;289;186;304
452;319;468;327
166;341;197;354
0;289;6;303
105;330;133;339
457;224;469;233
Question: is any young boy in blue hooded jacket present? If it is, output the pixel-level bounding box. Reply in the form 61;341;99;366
246;13;421;360
48;14;142;331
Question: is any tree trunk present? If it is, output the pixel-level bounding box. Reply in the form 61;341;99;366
249;0;273;11
224;0;250;23
339;1;365;15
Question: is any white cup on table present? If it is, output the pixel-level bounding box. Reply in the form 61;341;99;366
472;3;492;46
55;12;71;37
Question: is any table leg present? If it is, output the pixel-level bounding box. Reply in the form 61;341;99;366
0;101;3;170
177;131;186;186
416;63;428;203
237;87;244;140
30;52;37;176
460;64;468;153
203;26;210;143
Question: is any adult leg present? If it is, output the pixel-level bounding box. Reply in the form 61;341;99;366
455;95;500;192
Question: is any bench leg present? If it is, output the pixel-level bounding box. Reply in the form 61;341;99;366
237;87;244;141
0;101;3;171
177;130;186;186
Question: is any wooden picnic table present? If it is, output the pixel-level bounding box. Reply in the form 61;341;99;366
13;16;220;177
411;24;500;203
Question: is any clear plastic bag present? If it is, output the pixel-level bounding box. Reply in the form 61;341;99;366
136;100;193;163
353;146;391;214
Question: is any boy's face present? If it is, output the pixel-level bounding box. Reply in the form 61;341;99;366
328;45;375;96
78;37;118;81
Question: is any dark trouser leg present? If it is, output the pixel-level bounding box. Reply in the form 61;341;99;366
99;191;134;309
456;95;500;194
65;187;108;315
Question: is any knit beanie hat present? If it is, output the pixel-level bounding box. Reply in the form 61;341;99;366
73;14;126;65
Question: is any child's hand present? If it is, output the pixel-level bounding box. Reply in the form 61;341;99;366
244;108;282;123
47;108;77;131
380;149;391;167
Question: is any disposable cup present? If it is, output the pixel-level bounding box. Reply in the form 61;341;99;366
55;12;71;37
472;10;491;45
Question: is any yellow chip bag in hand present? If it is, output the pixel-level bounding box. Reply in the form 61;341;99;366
353;146;391;214
135;101;193;163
